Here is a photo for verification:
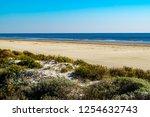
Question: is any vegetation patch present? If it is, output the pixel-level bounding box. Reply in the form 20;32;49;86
25;78;77;100
60;64;73;73
0;49;14;58
83;77;150;100
109;67;150;81
17;56;42;69
74;64;107;80
0;48;150;100
74;59;89;66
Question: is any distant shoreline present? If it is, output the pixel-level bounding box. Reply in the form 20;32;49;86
0;38;150;47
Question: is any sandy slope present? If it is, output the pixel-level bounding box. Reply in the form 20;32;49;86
0;39;150;70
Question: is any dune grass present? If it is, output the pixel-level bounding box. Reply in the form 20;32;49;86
0;48;150;100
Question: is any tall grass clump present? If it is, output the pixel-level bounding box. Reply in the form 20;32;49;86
109;66;150;81
23;51;35;58
53;56;73;63
74;64;107;80
74;59;89;66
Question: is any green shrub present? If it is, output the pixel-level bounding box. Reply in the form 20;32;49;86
109;67;149;80
25;78;76;100
12;50;23;56
113;78;150;94
109;68;126;77
122;66;136;77
74;65;107;80
54;56;73;63
0;79;26;100
23;51;35;58
83;77;150;100
0;65;25;88
83;79;116;100
74;59;88;66
0;58;10;68
34;54;49;60
134;69;146;79
17;57;42;69
0;49;14;58
5;64;25;78
145;70;150;81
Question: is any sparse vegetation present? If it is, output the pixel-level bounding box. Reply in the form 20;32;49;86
0;48;150;100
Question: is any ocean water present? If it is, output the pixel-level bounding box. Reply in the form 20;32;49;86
0;33;150;44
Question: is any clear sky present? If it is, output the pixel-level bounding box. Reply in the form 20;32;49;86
0;0;150;33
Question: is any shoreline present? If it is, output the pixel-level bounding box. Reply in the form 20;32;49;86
0;39;150;70
1;38;150;47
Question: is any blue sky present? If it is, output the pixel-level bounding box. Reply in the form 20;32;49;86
0;0;150;33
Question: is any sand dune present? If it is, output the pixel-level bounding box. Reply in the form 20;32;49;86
0;39;150;70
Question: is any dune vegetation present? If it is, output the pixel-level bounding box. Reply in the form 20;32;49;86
0;48;150;100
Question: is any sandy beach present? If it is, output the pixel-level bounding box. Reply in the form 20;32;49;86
0;39;150;70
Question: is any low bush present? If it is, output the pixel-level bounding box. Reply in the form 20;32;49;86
54;56;73;63
134;69;146;79
0;58;10;68
83;77;150;100
109;68;126;77
12;50;23;56
0;65;25;88
34;54;49;60
17;57;42;69
0;78;26;100
74;59;88;66
25;78;76;100
4;64;25;78
0;49;14;58
109;67;150;81
23;51;35;58
74;65;107;80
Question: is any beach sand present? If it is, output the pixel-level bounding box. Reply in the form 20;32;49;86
0;39;150;70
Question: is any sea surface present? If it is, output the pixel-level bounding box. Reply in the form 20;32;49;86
0;33;150;44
